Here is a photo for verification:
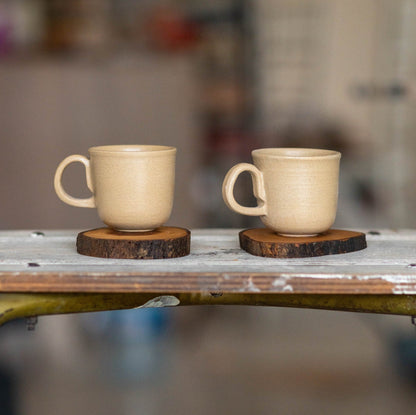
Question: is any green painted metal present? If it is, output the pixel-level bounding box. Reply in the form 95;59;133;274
1;292;416;326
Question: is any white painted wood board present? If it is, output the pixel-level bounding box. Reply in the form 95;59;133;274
0;229;415;294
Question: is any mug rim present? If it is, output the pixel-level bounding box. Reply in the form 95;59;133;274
252;148;341;159
89;145;176;155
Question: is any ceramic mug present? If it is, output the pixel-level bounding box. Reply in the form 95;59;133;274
222;148;341;237
54;145;176;232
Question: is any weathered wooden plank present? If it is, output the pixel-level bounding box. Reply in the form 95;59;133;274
0;229;415;294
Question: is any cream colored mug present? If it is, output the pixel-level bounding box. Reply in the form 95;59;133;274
54;145;176;232
222;148;341;236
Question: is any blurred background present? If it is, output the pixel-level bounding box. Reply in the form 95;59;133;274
1;0;416;414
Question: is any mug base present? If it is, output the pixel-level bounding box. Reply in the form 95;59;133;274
277;233;319;238
114;228;155;233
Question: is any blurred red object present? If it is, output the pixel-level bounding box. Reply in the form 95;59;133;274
207;128;261;160
0;10;13;56
146;7;199;52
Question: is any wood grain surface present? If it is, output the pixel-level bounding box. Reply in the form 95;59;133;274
0;229;415;295
239;228;367;258
77;227;190;259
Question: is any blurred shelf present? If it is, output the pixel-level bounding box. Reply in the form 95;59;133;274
1;229;416;324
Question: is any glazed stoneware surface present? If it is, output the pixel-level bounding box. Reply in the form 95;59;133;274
222;148;341;236
54;145;176;231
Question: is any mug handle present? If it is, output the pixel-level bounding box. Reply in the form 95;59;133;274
222;163;267;216
54;155;96;208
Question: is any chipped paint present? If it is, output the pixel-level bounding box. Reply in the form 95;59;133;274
271;277;293;292
137;295;180;308
282;285;294;292
392;286;416;295
243;277;261;292
272;277;288;287
279;273;354;280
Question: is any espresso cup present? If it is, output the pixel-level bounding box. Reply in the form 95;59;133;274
222;148;341;237
54;145;176;232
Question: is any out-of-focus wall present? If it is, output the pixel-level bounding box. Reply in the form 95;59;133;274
324;0;377;143
0;55;203;230
253;0;416;229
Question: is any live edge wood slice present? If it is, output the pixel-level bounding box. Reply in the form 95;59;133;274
239;228;367;258
77;226;190;259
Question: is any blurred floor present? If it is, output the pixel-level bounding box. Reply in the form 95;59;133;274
5;307;416;415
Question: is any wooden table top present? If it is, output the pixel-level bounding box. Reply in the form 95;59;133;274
0;229;415;295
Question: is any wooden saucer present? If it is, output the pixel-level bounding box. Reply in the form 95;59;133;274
239;228;366;258
77;227;190;259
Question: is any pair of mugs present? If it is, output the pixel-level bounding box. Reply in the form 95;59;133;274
54;145;341;237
